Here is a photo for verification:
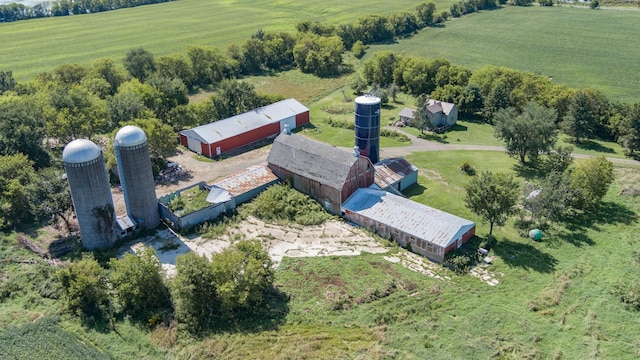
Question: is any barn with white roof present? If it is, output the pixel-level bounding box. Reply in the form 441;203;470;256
342;188;475;263
179;98;309;157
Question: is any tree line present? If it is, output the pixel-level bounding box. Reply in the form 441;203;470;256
0;0;173;22
57;240;280;333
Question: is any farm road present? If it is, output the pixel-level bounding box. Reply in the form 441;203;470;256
378;127;640;166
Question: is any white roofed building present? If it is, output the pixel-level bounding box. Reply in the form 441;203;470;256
179;98;309;157
342;188;475;263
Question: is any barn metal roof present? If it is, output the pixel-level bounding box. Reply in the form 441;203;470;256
267;133;359;190
180;98;309;145
374;158;418;189
212;164;278;197
342;188;475;248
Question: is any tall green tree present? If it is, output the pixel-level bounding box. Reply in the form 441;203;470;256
525;171;575;225
171;252;218;331
569;156;614;210
109;247;170;319
618;103;640;155
493;103;558;164
464;171;520;235
29;168;73;233
293;33;344;77
0;153;35;229
57;257;110;319
211;240;274;314
0;95;50;168
362;51;398;88
562;90;596;143
0;70;17;95
412;94;433;133
123;47;156;81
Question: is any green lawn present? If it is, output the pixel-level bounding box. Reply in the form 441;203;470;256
0;0;456;81
369;6;640;103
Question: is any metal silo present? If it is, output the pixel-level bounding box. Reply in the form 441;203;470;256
63;139;117;250
114;125;160;229
354;95;381;164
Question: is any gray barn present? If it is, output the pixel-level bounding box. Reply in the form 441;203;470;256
267;133;375;214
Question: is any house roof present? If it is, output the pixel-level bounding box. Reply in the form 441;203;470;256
267;133;360;190
180;98;309;145
374;158;418;189
212;164;278;197
342;188;475;248
426;99;456;115
398;108;415;119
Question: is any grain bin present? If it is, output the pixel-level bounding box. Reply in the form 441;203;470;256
354;95;381;164
114;125;160;229
63;139;117;250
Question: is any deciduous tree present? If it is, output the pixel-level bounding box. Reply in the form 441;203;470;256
464;171;520;235
493;102;558;164
123;47;156;82
569;156;614;210
57;257;110;319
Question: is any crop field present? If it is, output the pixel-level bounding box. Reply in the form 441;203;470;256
0;0;457;81
370;6;640;103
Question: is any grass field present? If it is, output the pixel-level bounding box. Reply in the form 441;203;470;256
369;6;640;103
0;0;457;81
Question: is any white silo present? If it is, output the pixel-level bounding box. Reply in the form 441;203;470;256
63;139;117;250
114;125;160;229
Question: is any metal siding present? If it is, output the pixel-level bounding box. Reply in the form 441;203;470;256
295;111;310;127
201;142;210;157
214;122;280;155
180;134;188;147
187;137;201;153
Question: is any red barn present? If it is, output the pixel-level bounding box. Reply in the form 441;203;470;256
179;98;309;157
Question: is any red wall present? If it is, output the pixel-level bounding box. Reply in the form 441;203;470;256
207;122;280;156
295;111;310;127
180;134;188;147
201;142;211;157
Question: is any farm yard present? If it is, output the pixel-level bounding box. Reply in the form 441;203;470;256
2;0;640;359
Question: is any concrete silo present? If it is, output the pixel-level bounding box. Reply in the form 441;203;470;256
114;125;160;229
63;139;117;250
354;95;381;164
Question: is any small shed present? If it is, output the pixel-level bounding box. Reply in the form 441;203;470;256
179;98;309;157
398;108;416;124
267;133;375;214
373;158;418;192
342;188;475;263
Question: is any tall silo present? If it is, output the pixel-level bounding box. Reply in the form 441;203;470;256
114;125;160;229
354;95;381;164
63;139;117;250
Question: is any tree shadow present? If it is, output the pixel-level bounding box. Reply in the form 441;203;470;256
512;162;544;181
574;139;615;154
402;183;427;197
565;201;637;231
417;132;449;144
449;123;468;132
492;237;557;273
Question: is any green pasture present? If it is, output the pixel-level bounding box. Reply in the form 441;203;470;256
0;0;456;81
370;6;640;103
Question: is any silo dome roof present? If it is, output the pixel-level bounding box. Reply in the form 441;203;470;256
62;139;102;163
355;95;381;105
115;125;147;147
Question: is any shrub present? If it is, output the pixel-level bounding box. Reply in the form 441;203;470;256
380;128;410;142
459;161;476;176
245;184;333;225
613;281;640;311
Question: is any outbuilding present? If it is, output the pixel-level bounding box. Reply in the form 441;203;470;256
267;133;375;214
342;188;476;263
373;158;418;192
179;98;309;157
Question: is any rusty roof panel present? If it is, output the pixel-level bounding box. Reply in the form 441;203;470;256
213;164;278;197
374;158;417;189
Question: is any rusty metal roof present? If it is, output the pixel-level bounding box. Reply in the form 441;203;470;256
212;164;278;197
374;158;417;189
342;188;475;248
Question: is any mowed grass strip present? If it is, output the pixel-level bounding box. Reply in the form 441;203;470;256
0;0;457;81
369;6;640;103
